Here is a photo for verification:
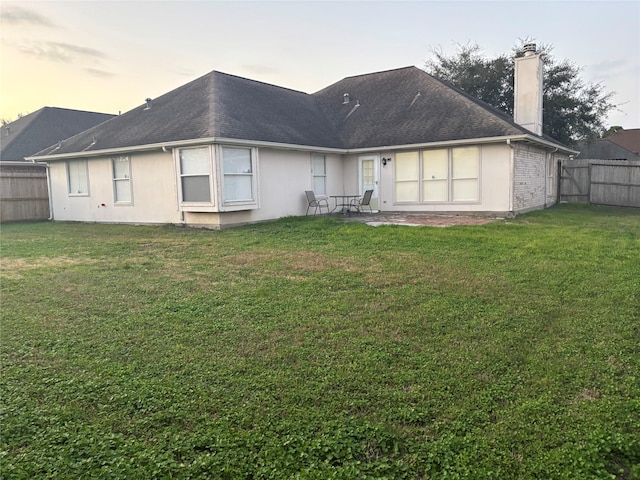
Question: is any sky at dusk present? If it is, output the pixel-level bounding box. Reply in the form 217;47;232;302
1;1;639;130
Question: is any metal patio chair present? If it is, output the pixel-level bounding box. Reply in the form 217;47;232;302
305;190;329;216
349;189;374;214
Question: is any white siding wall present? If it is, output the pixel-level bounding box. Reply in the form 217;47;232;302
251;148;342;221
375;143;512;213
50;147;343;227
342;154;360;194
513;144;546;212
216;148;342;226
48;141;557;226
49;151;180;223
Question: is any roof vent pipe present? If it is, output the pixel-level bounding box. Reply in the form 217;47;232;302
343;93;350;104
144;98;153;110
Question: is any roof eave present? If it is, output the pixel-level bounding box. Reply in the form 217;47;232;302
27;137;347;161
0;161;46;167
27;134;578;162
348;135;578;155
519;134;579;155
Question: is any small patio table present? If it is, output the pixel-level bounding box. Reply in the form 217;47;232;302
330;195;361;216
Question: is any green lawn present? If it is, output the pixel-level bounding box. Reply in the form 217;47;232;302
1;204;639;479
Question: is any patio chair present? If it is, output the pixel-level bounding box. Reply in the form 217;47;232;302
349;189;374;214
305;190;329;216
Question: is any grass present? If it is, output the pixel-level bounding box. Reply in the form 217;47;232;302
1;204;639;479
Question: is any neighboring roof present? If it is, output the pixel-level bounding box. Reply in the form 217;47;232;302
576;138;640;161
0;107;115;162
606;128;640;154
33;67;573;158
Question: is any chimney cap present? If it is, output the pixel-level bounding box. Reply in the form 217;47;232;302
522;43;537;56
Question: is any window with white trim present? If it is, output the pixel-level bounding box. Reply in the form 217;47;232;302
422;149;448;201
112;155;131;203
179;147;212;203
221;146;254;203
311;154;326;196
67;159;88;195
394;147;479;203
451;147;479;202
395;151;420;202
546;156;554;196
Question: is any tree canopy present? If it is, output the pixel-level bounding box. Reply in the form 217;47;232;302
425;41;616;147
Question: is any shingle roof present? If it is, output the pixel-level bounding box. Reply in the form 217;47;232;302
576;138;640;160
0;107;114;161
34;66;570;157
607;128;640;154
37;71;342;156
312;66;531;149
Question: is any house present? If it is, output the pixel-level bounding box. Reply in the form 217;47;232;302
576;129;640;161
0;107;114;222
607;129;640;156
576;128;640;161
29;44;577;228
564;128;640;206
576;139;640;161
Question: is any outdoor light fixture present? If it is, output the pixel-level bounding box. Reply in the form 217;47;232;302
382;157;392;166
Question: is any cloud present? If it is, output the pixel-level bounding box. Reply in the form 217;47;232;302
1;6;56;27
85;68;116;78
588;58;634;81
171;68;198;77
19;41;108;63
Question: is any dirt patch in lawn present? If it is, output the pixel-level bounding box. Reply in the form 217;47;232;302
0;256;83;279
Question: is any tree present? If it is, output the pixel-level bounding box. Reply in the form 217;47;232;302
601;125;623;137
425;41;616;147
1;113;24;127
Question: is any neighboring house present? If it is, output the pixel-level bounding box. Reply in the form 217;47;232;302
576;139;640;161
607;129;640;156
1;107;114;222
565;128;640;207
576;129;640;161
30;45;576;228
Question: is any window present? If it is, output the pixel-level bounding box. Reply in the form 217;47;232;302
546;156;555;196
451;147;479;202
112;156;131;203
179;147;211;203
311;154;326;195
395;151;419;202
221;147;254;203
67;159;88;195
422;149;448;201
394;147;479;203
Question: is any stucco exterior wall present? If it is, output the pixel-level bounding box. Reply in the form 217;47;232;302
49;147;344;227
47;141;558;226
374;143;512;214
239;148;342;224
513;144;546;213
49;151;180;224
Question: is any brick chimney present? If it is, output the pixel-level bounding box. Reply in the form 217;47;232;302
514;43;543;136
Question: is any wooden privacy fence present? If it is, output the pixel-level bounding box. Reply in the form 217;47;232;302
0;164;50;222
560;159;640;207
